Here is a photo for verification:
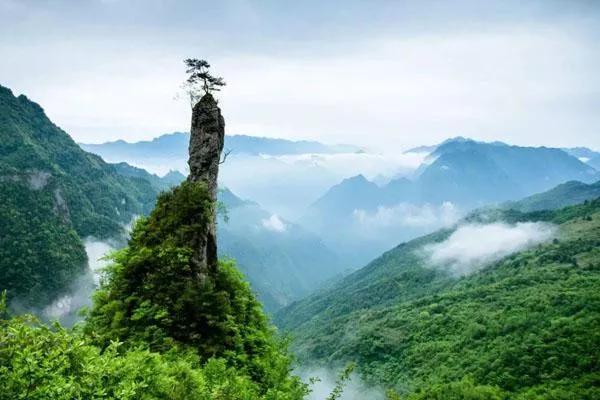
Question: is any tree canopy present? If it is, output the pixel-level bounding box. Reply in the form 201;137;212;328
183;59;226;106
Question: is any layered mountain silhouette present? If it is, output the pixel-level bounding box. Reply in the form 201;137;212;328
81;132;362;161
301;139;599;265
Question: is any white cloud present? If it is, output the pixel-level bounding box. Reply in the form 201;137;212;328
1;22;599;150
298;368;385;400
424;222;556;276
84;240;115;284
353;202;461;229
44;239;115;319
264;151;427;182
261;214;287;232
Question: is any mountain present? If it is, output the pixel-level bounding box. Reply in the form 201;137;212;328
430;139;597;196
217;188;347;312
276;198;600;398
81;132;362;161
562;146;600;162
403;136;473;155
589;154;600;170
504;180;600;212
112;162;185;191
0;85;159;309
300;139;599;265
161;169;187;186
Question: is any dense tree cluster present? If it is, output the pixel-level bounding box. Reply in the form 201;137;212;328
278;199;600;399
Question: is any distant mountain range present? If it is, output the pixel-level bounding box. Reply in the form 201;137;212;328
562;146;600;162
300;139;599;265
80;132;372;219
112;162;186;191
81;132;362;162
407;138;600;171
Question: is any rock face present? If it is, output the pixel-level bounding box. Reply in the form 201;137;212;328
187;93;225;272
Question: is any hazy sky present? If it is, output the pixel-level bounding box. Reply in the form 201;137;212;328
1;0;599;150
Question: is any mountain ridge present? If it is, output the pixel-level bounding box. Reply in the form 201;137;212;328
81;132;363;160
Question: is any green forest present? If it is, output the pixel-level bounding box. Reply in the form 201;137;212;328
0;85;159;308
276;200;600;398
0;181;308;399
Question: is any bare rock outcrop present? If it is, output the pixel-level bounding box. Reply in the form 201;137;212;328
187;93;225;272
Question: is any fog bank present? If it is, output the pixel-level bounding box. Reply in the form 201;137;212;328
424;222;556;276
298;368;386;400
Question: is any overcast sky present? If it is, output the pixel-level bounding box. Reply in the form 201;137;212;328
1;0;599;150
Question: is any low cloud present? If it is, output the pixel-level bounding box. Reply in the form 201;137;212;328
84;240;115;283
424;222;556;276
353;202;461;229
43;239;116;323
266;151;427;182
261;214;287;232
298;368;385;400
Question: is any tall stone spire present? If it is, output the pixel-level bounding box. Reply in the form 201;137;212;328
187;93;225;272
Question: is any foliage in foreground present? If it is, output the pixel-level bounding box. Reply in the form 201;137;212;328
0;302;301;399
84;180;306;397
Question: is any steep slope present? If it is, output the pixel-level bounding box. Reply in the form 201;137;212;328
417;147;522;205
431;140;598;195
276;199;600;398
589;154;600;171
505;180;600;212
0;85;158;308
218;189;347;312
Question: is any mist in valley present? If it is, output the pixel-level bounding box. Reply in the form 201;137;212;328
423;221;557;276
299;368;387;400
42;240;117;325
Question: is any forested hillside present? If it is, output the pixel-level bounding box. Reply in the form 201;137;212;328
0;85;159;308
276;198;600;398
0;181;307;399
0;83;309;399
504;180;600;212
218;188;347;311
